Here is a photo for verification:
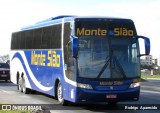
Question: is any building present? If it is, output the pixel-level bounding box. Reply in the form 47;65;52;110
140;55;152;66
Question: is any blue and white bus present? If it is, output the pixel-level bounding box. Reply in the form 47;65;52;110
10;16;150;105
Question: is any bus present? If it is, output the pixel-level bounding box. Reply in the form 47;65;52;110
10;16;150;105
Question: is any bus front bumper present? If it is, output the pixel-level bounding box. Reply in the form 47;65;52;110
75;87;140;103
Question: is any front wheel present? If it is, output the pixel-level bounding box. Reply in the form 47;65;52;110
21;77;30;94
17;76;22;92
57;82;68;105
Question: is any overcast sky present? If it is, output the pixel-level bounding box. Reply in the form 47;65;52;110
0;0;160;61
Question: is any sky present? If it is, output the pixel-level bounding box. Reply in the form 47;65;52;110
0;0;160;61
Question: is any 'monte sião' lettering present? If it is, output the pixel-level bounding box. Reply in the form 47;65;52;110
76;28;107;36
114;28;133;36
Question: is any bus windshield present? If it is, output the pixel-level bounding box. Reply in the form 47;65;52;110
78;36;140;79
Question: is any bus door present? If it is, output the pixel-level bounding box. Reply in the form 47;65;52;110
63;22;76;101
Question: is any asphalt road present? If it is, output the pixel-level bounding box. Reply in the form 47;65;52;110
0;80;160;113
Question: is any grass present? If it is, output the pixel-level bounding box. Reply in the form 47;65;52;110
141;74;160;79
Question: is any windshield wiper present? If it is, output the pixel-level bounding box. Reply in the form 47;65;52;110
96;55;127;79
96;49;113;79
113;56;127;79
96;58;110;79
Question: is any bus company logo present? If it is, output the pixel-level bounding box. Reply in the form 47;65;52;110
100;81;123;86
114;28;133;36
110;86;113;90
109;28;134;36
76;27;133;36
31;50;60;67
76;28;107;36
2;105;12;110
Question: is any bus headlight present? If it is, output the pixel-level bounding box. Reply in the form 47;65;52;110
129;82;140;88
77;83;93;89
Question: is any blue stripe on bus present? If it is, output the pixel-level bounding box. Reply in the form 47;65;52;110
11;52;54;93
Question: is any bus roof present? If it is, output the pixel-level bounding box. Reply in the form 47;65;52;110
21;15;133;31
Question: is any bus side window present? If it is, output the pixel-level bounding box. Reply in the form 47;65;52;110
25;30;33;49
66;41;74;80
41;26;52;49
33;28;42;49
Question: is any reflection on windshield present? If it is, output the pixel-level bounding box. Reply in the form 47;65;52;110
78;37;140;79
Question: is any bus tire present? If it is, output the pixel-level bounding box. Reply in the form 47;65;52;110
17;73;20;90
21;77;30;94
17;76;23;92
57;82;68;105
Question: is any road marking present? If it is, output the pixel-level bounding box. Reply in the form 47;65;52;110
141;90;160;94
0;89;16;94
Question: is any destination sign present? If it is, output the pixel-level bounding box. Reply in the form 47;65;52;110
110;28;134;36
75;20;136;37
76;28;107;36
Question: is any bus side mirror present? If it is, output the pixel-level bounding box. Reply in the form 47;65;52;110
137;36;150;57
71;36;78;58
144;37;150;55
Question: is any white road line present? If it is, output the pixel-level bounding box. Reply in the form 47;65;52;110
141;90;160;94
0;89;11;94
0;89;16;94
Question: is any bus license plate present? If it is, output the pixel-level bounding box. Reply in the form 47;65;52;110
1;75;7;77
106;94;117;99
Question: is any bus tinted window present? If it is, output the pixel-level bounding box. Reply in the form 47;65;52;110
25;30;33;49
11;24;62;50
11;33;16;49
16;32;21;49
50;24;61;48
20;32;26;49
33;28;42;49
41;26;52;49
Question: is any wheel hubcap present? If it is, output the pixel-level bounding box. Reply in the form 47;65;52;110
58;84;63;102
22;80;26;92
18;78;22;90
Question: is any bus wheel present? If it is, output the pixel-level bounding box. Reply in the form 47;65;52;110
57;82;67;105
21;77;30;94
17;76;22;92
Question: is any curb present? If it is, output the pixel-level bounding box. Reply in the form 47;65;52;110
143;78;160;80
